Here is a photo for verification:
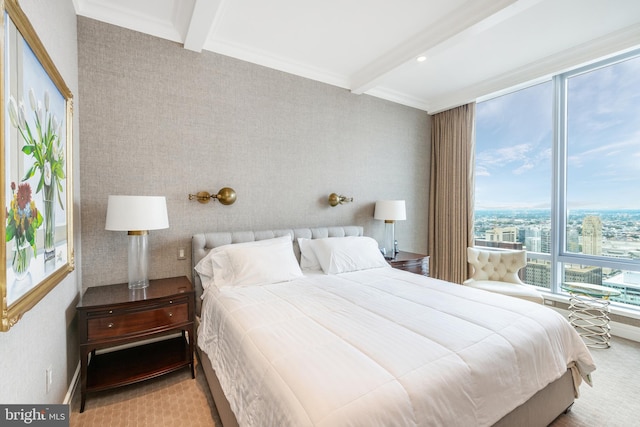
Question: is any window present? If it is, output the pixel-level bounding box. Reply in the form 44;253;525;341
475;81;554;290
474;49;640;309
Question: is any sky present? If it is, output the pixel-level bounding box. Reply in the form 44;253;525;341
475;52;640;210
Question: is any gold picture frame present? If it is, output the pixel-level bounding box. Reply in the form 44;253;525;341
1;0;74;331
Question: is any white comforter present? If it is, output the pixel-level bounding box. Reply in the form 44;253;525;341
198;267;595;427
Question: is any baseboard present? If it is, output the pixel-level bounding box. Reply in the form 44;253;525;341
64;362;80;405
610;320;640;342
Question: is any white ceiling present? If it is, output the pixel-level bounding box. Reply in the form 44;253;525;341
72;0;640;113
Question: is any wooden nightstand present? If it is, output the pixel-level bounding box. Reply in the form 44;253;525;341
77;276;195;412
388;251;429;276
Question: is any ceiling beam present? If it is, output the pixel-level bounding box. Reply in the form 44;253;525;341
422;0;546;59
349;0;523;95
184;0;224;52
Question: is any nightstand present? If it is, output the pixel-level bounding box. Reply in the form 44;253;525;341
77;276;195;412
388;251;429;276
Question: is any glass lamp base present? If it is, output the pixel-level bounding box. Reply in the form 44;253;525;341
382;221;395;260
128;232;150;290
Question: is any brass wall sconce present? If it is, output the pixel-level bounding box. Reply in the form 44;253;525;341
328;193;353;207
189;187;237;205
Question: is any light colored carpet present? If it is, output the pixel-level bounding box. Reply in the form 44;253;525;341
70;358;220;427
70;337;640;426
550;336;640;427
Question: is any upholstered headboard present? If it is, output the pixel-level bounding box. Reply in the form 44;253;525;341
191;225;364;313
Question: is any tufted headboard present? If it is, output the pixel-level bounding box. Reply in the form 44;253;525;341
191;225;364;313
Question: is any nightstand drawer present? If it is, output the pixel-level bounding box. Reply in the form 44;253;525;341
87;302;189;340
394;261;427;274
388;252;429;276
392;259;422;269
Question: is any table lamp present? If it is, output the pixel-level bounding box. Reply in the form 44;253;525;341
105;195;169;289
374;200;406;259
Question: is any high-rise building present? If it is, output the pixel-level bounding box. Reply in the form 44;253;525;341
525;227;541;252
525;260;551;289
604;272;640;306
567;228;580;253
541;228;551;254
582;215;602;255
485;226;517;243
565;265;602;285
525;236;541;252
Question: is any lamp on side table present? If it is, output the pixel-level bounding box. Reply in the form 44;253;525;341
374;200;406;259
105;195;169;289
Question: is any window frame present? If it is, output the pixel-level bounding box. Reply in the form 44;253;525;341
477;47;640;304
553;50;640;296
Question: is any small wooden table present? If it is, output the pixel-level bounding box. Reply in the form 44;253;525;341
561;282;621;349
387;251;429;276
77;276;195;412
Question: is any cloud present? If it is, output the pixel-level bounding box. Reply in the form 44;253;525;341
513;162;534;175
569;132;640;166
475;165;490;176
476;53;640;209
477;142;547;177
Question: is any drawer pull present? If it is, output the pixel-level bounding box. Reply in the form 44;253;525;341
107;323;114;328
169;300;173;304
168;312;173;317
109;310;113;314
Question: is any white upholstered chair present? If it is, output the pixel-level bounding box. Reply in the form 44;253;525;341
463;247;544;304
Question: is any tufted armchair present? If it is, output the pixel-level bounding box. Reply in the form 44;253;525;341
463;247;544;304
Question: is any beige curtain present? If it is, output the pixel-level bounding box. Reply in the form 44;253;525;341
428;103;475;284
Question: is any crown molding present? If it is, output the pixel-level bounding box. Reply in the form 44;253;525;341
75;0;184;44
428;23;640;114
204;38;350;89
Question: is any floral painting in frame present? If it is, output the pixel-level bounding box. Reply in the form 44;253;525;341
1;0;73;331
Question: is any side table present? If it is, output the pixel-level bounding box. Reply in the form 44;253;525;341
561;281;621;349
77;276;195;412
388;251;429;276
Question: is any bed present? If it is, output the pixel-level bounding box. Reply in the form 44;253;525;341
191;226;595;427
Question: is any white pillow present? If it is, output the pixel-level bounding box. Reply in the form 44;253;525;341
195;241;238;288
307;236;389;274
298;238;322;271
194;251;215;281
196;236;303;288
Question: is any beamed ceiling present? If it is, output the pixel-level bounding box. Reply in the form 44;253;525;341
73;0;640;113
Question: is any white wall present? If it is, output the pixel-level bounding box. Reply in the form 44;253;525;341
0;0;81;403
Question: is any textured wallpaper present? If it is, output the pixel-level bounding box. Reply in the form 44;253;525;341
77;17;431;289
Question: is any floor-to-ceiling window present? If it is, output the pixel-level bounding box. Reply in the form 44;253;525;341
474;49;640;309
475;81;554;289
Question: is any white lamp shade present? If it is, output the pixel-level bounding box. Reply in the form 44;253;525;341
105;195;169;231
374;200;406;221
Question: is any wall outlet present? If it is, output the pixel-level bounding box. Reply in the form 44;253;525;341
46;366;53;393
177;247;186;260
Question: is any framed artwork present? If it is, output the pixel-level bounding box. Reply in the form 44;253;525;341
1;0;74;331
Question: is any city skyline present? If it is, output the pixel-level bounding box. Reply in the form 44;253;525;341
475;53;640;210
473;208;640;307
